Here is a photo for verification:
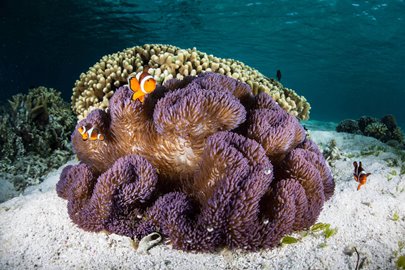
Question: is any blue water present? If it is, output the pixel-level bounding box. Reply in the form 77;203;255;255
1;0;404;127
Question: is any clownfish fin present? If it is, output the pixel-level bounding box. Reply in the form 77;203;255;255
82;132;89;141
359;173;371;183
132;90;144;101
353;161;358;174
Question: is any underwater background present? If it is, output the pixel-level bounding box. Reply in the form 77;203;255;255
1;0;405;127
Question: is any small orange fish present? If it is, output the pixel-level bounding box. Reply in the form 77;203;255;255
353;161;371;190
78;125;105;141
128;67;156;103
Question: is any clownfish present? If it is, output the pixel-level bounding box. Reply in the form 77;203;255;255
353;161;371;190
78;125;105;141
128;67;156;103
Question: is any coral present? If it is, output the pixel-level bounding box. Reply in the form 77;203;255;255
364;122;389;141
0;86;75;190
322;139;345;165
71;44;310;121
358;116;378;133
57;73;333;252
380;115;397;131
390;128;405;147
337;115;404;148
336;119;360;134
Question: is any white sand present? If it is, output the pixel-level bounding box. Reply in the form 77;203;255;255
1;130;404;269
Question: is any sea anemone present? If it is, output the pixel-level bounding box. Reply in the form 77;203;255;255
57;73;334;252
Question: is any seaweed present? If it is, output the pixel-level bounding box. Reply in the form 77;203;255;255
395;242;405;269
398;256;405;270
385;158;400;168
400;164;405;176
360;145;386;157
324;227;338;239
310;222;331;232
280;236;299;245
280;223;338;247
392;212;400;222
387;170;398;181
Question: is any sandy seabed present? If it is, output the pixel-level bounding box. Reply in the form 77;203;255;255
1;126;404;270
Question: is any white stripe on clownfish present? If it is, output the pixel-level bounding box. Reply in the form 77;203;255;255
135;72;141;81
140;75;154;94
78;126;87;135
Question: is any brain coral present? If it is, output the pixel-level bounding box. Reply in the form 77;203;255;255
58;73;333;252
72;44;310;121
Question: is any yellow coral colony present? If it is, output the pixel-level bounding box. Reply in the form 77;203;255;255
72;44;311;120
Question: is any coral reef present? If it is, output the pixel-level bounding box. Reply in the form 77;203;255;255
0;86;75;193
364;122;388;141
322;139;345;165
57;73;333;252
336;115;404;148
71;44;310;120
335;119;360;134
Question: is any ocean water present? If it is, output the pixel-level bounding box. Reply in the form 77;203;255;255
1;0;404;127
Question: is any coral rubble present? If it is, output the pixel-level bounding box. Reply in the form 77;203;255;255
0;86;75;194
58;73;333;252
71;44;310;121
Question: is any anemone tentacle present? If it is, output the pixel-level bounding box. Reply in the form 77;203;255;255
58;73;334;252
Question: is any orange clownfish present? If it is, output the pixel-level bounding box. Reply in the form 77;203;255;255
128;68;156;103
353;161;371;190
78;125;105;141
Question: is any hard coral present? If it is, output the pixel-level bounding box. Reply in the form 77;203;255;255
72;44;310;120
364;122;389;141
337;115;405;148
58;73;333;252
335;119;361;134
0;86;75;192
